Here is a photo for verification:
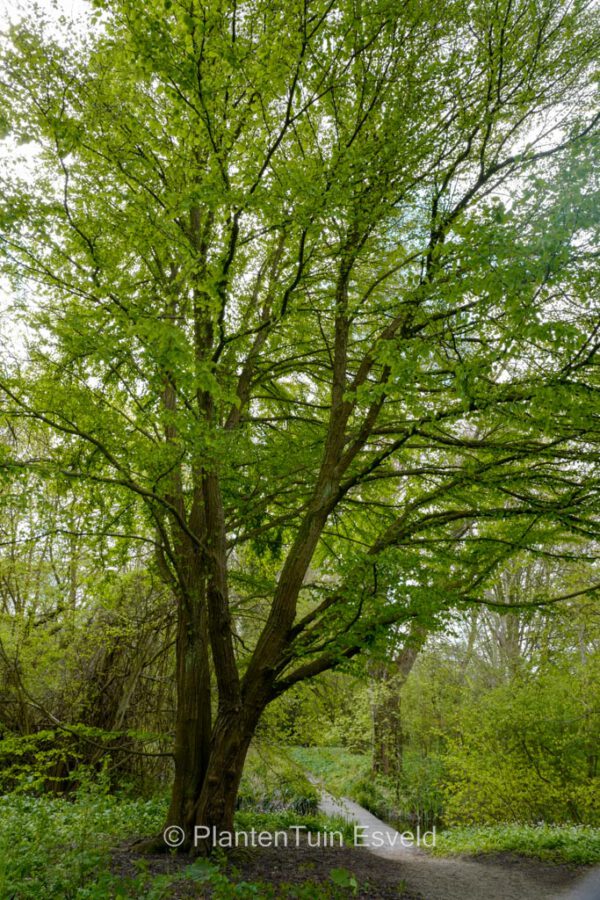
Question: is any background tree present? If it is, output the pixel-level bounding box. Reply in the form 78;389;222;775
1;0;599;849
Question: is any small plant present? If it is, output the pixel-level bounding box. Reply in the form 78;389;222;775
329;867;359;895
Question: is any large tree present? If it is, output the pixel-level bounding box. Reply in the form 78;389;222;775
1;0;599;849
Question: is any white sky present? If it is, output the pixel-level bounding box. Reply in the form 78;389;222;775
0;0;89;26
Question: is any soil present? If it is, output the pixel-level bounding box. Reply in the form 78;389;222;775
111;835;422;897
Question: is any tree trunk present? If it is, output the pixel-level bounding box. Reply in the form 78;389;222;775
158;460;249;853
164;587;212;839
372;666;403;777
192;708;257;852
371;625;428;777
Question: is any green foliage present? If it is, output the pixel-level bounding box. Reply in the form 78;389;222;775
0;730;84;793
0;727;165;795
0;791;166;898
292;579;600;835
261;678;373;752
431;824;600;866
374;588;600;830
441;663;600;826
0;789;359;898
1;0;599;703
391;752;446;829
328;867;359;895
238;745;319;815
180;857;363;899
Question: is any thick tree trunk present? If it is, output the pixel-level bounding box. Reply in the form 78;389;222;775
158;461;249;853
159;701;266;854
192;708;257;852
164;588;212;839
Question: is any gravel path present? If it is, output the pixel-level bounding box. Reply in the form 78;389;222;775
317;788;591;900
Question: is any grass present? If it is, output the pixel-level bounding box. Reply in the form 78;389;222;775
430;824;600;866
289;747;371;798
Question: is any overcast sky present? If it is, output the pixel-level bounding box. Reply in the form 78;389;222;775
1;0;89;25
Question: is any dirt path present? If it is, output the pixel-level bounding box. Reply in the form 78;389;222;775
317;788;590;900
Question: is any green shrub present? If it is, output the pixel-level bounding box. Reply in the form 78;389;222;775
441;669;600;826
0;727;166;796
